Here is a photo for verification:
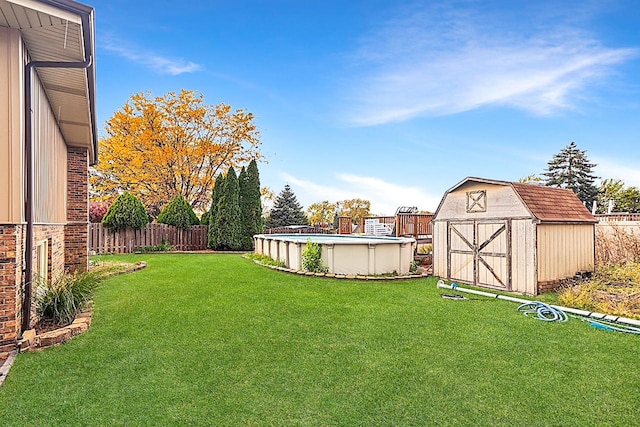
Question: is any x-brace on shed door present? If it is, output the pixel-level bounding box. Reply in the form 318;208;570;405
447;220;511;290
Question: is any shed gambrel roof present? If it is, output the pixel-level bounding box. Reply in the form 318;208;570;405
511;183;596;223
434;177;597;223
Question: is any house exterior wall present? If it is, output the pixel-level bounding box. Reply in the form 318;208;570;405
33;72;68;224
0;27;23;224
0;225;23;354
65;147;89;273
0;27;90;353
536;223;594;292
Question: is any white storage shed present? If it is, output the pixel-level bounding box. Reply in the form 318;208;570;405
432;177;597;295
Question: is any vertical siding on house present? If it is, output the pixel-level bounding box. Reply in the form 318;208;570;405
537;224;594;283
0;27;23;224
32;70;67;224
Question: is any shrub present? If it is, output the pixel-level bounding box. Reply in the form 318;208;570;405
89;202;109;223
301;238;328;273
200;210;211;225
157;195;200;229
102;192;149;231
34;270;102;325
418;244;433;255
596;226;640;265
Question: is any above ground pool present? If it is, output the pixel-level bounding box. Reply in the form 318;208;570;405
253;234;416;275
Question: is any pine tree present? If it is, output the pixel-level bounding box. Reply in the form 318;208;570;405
157;195;200;229
265;184;308;229
213;168;242;250
543;142;598;205
239;160;263;250
207;173;226;249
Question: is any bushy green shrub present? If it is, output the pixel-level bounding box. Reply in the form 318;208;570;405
34;271;102;325
301;238;328;273
200;210;211;225
102;191;149;231
157;195;200;229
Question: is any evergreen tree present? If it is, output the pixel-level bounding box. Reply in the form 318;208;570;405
543;142;598;205
239;160;263;250
200;210;211;225
102;191;149;231
213;168;242;250
157;195;200;229
265;184;308;229
207;173;226;249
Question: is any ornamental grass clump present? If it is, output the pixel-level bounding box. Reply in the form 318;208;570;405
34;270;102;325
301;238;328;273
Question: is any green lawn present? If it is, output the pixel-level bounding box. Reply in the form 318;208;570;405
1;254;639;426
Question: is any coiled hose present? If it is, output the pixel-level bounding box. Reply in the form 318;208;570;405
517;301;568;322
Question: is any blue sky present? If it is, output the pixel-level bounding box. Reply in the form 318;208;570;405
94;0;640;215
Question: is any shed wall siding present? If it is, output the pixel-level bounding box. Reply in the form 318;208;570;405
435;183;530;221
432;221;448;278
32;69;68;224
510;219;536;294
537;224;594;282
0;27;23;224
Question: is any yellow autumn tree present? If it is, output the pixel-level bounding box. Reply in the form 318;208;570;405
337;199;371;224
306;201;337;226
91;90;261;216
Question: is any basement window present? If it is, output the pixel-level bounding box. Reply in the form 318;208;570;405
35;239;48;283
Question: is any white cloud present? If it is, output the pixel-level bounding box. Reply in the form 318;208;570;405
344;4;637;126
281;172;441;215
101;38;202;75
594;157;640;188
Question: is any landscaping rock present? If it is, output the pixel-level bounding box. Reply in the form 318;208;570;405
19;329;36;351
38;328;71;348
68;322;89;336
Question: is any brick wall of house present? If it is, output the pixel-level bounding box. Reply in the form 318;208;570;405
33;225;65;284
0;225;22;354
65;147;89;273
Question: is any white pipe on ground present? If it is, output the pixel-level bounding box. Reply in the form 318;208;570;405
436;280;640;328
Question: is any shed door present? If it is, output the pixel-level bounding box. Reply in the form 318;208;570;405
447;220;511;290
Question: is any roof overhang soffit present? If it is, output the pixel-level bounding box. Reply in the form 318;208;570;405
1;0;96;162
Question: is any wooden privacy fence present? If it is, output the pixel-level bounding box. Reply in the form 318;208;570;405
396;214;433;239
264;226;333;234
350;214;433;239
90;224;208;254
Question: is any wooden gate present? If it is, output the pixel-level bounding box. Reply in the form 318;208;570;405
447;220;511;290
